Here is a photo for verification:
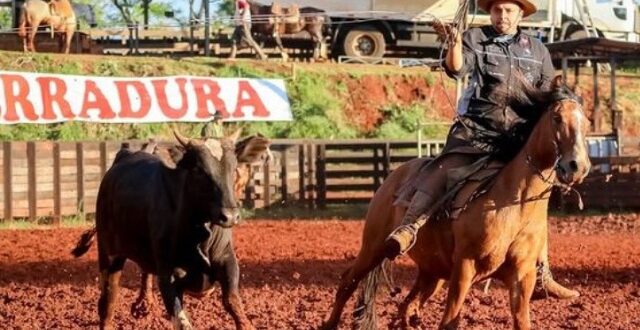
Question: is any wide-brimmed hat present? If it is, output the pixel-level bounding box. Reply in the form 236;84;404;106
478;0;537;17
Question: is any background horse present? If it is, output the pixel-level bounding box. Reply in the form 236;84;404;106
248;1;327;61
321;76;591;330
18;0;77;54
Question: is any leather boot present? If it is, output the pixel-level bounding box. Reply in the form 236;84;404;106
536;261;580;299
384;191;435;260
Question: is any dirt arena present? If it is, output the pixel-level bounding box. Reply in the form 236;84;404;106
0;215;638;329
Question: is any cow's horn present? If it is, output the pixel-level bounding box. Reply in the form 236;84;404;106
173;129;190;147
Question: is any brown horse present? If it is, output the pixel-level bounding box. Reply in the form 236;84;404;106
18;0;76;54
321;76;591;330
248;1;327;61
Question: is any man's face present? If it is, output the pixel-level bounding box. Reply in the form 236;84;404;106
490;1;523;34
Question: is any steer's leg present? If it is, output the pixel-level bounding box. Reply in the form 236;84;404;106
218;251;254;330
131;271;155;319
158;272;192;330
97;249;126;330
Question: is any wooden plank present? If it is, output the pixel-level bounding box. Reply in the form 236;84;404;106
52;143;62;225
3;141;12;220
325;170;377;179
325;183;377;192
27;142;37;221
76;142;85;220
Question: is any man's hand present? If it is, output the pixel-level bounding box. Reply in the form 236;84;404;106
432;21;461;47
431;20;464;73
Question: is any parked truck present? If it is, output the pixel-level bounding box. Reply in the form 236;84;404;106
259;0;640;58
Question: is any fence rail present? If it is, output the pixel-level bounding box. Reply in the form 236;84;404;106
0;138;638;221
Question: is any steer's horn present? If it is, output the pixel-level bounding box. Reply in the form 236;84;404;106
173;129;190;147
229;128;243;142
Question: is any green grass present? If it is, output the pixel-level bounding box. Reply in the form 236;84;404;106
0;215;93;230
242;204;369;220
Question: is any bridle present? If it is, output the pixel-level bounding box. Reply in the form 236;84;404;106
524;99;586;209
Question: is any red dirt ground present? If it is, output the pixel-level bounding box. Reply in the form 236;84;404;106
0;215;639;329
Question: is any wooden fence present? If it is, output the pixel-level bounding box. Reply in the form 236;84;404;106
1;138;639;221
0;139;444;221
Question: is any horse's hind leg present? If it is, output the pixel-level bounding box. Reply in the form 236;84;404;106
439;258;476;330
321;250;385;330
273;33;289;61
398;274;444;329
97;246;126;330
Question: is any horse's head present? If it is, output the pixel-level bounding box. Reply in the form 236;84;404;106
546;76;591;185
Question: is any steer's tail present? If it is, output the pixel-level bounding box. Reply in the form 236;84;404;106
71;226;97;257
17;6;27;38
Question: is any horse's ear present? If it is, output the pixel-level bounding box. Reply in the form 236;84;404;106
551;75;564;89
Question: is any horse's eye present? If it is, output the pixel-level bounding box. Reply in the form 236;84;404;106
553;114;562;125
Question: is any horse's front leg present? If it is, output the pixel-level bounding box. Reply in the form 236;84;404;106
507;268;536;330
439;258;476;329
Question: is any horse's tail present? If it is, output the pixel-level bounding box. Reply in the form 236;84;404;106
354;259;397;330
71;226;97;258
17;5;27;38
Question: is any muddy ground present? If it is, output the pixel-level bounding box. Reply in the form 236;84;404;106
0;214;638;329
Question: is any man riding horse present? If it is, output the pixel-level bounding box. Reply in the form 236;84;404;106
385;0;579;299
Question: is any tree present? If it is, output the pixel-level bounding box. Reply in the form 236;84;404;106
0;7;11;30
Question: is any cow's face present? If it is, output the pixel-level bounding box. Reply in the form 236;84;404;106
173;130;271;228
174;130;242;228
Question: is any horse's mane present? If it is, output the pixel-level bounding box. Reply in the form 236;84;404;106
492;72;580;118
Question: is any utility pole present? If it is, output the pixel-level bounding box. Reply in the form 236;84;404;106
204;0;211;56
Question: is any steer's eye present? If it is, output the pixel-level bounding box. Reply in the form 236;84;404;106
553;114;562;125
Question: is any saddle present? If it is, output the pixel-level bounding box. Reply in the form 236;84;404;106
394;155;505;221
270;2;303;34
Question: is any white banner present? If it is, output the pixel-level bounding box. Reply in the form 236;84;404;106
0;71;292;124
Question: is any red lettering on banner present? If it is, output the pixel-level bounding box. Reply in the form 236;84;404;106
79;80;116;119
1;74;37;122
191;79;229;119
152;78;188;119
36;77;74;120
232;81;269;118
115;81;151;118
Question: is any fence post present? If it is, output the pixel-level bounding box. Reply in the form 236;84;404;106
383;142;391;178
373;146;381;190
2;142;12;221
263;160;271;209
27;142;37;221
99;141;108;178
298;144;305;203
76;142;85;221
315;144;326;209
306;143;316;209
53;142;61;226
280;146;288;204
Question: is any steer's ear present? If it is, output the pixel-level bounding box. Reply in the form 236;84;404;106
235;134;271;164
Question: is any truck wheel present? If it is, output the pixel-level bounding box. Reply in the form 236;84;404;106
343;25;386;58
